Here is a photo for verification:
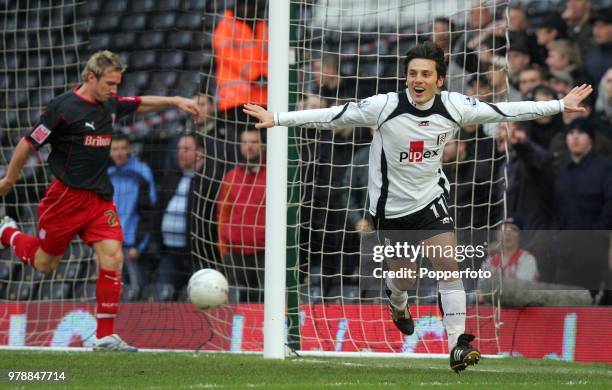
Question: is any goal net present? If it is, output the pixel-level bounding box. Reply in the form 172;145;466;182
0;0;514;353
194;0;510;355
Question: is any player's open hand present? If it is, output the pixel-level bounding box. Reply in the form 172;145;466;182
0;178;14;197
562;84;593;113
243;104;275;128
175;97;201;120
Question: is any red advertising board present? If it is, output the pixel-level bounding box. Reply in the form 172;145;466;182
0;303;609;363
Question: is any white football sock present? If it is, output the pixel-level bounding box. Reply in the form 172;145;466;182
385;275;408;311
439;279;466;351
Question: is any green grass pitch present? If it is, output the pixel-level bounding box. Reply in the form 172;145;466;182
0;350;610;389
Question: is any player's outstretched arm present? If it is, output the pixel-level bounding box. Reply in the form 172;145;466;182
452;84;593;126
137;96;201;119
0;138;32;197
243;94;387;130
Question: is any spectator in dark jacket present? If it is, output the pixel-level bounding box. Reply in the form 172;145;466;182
443;129;498;291
109;134;156;301
534;13;568;66
550;100;612;170
340;140;378;297
554;119;612;230
451;1;500;74
526;85;565;150
443;130;498;231
153;134;218;301
341;142;371;235
507;33;533;91
562;0;594;57
553;118;612;302
300;126;369;294
307;54;356;104
495;122;557;281
584;10;612;87
496;121;555;231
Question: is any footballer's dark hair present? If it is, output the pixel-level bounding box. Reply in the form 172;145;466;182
404;41;447;79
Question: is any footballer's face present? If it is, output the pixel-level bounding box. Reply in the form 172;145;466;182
405;59;444;104
110;139;131;167
89;70;122;102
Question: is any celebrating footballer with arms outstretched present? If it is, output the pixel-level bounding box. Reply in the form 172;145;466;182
0;50;201;352
243;41;592;372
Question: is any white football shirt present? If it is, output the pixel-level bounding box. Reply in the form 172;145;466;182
276;90;563;219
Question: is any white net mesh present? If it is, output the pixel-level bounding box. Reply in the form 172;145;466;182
192;0;514;354
0;0;571;353
289;0;506;354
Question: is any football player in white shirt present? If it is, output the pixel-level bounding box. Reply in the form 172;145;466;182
243;42;592;372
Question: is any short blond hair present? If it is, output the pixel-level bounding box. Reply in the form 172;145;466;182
81;50;126;81
547;39;582;69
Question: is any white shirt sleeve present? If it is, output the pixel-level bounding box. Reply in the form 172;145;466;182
444;91;564;126
275;93;390;129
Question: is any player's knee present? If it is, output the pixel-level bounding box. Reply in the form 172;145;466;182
34;258;56;274
103;248;124;271
32;250;61;274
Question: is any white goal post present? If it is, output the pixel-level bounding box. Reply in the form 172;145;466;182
264;0;290;360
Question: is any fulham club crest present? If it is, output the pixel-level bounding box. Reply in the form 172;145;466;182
437;133;446;145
